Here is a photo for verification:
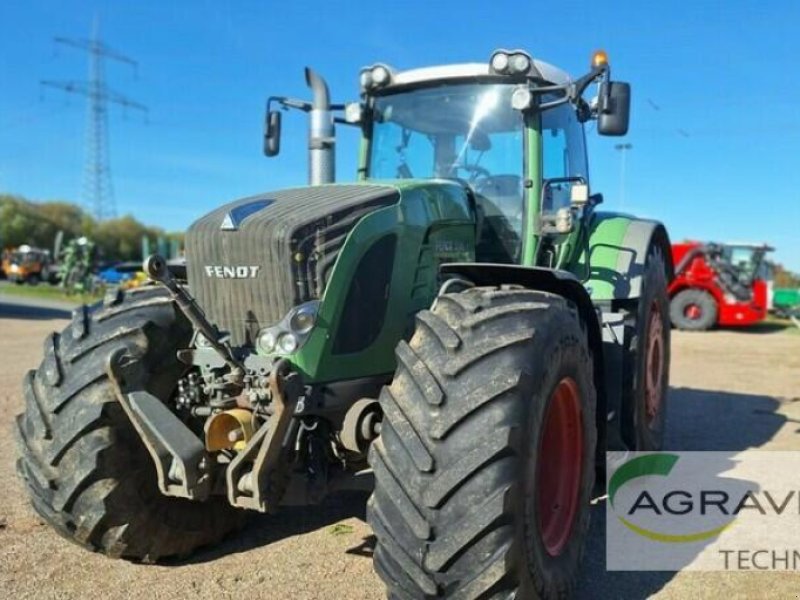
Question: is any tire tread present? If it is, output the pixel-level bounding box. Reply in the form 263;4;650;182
15;287;244;561
370;286;596;599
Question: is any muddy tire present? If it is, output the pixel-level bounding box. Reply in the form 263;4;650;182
669;288;717;331
621;245;671;451
369;287;596;599
15;286;244;562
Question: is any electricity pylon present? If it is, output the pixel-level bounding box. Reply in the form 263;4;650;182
42;20;147;220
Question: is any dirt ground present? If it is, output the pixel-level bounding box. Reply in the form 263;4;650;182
1;295;799;599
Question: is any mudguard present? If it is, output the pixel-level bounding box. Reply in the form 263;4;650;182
580;212;673;301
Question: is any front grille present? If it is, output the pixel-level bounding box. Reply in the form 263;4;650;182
185;184;399;346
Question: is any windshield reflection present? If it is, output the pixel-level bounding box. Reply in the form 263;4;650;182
368;84;524;261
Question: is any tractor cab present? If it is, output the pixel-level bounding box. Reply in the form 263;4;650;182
721;242;774;285
264;50;631;269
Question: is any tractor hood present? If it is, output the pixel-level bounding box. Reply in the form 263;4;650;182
185;184;400;346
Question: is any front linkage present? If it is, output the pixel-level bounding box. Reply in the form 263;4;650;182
100;255;304;512
104;254;374;512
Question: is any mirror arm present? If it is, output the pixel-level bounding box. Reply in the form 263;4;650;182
268;95;313;113
531;64;608;113
570;64;608;104
269;96;349;115
333;117;361;127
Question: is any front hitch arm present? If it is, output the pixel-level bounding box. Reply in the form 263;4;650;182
143;254;245;384
226;359;301;512
107;349;212;500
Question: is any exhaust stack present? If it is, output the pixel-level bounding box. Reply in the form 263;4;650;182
305;68;335;185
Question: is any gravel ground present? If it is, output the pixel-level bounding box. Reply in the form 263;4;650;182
1;294;799;599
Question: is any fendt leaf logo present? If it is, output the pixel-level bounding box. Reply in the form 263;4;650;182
609;453;734;543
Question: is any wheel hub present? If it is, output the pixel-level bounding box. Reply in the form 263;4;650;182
645;302;665;425
685;304;702;320
536;377;583;557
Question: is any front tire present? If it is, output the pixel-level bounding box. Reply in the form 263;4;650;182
369;287;596;599
15;286;244;561
669;288;717;331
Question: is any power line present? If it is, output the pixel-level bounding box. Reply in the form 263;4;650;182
41;18;147;221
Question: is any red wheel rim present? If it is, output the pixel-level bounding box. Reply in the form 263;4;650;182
536;377;583;557
685;304;702;320
645;301;665;426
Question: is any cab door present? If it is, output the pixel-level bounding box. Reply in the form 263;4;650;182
538;103;589;269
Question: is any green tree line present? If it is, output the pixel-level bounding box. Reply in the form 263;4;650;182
773;263;800;289
0;194;183;262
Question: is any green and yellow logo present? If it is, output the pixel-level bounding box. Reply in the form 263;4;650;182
609;453;735;543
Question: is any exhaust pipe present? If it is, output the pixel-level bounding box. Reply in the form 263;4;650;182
305;67;335;185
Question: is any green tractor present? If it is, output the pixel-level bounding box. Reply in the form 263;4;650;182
16;49;672;597
58;236;96;294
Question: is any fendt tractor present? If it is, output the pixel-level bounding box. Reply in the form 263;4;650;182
16;49;672;598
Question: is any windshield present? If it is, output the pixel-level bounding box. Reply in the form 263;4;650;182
368;83;524;262
723;246;761;280
11;251;37;264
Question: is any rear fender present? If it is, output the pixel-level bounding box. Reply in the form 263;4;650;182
581;213;673;302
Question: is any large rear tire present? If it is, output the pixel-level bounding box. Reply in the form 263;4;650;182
15;286;244;562
369;287;596;599
621;245;671;451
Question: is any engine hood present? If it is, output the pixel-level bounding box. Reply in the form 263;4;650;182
184;183;400;346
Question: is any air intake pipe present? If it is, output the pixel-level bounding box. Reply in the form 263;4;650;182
305;68;335;185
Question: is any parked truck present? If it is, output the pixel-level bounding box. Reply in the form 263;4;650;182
1;245;58;285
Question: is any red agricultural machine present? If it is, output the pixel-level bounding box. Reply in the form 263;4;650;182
668;241;773;330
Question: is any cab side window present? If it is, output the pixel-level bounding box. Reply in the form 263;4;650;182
541;104;588;211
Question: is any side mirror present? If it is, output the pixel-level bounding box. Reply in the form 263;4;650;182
264;110;282;157
597;81;630;136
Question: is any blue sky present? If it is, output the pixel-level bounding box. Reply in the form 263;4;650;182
1;0;798;270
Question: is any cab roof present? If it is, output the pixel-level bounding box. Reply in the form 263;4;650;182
724;242;775;251
388;60;572;89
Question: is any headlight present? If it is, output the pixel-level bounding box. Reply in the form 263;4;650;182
257;330;277;354
344;102;363;124
371;65;390;85
490;52;510;73
511;86;533;110
359;64;394;92
255;300;320;356
489;49;533;76
509;53;531;74
277;332;298;354
290;303;317;334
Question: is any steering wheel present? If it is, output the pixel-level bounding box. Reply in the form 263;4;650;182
451;164;492;183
